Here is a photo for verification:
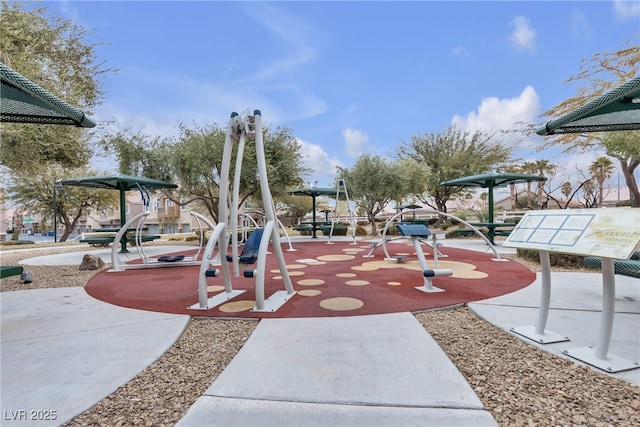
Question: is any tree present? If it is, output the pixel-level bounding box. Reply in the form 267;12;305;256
588;156;615;207
5;165;119;241
601;131;639;206
101;120;310;223
336;154;429;235
537;36;640;207
397;125;511;213
561;181;572;200
278;194;313;226
0;0;112;171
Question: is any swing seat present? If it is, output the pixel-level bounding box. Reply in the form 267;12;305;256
226;228;265;265
157;255;186;262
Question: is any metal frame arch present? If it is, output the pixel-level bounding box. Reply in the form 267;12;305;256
379;208;503;261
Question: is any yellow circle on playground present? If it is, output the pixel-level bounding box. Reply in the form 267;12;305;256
219;300;255;313
207;285;225;292
286;264;308;269
317;254;355;262
298;279;325;286
343;248;365;252
387;281;402;286
351;265;379;271
336;273;357;278
320;297;364;311
298;289;322;296
345;280;369;286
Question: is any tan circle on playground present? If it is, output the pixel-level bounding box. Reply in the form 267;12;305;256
301;260;327;265
316;254;355;262
273;270;306;280
207;285;225;292
270;264;307;273
320;297;364;311
351;259;488;279
336;273;357;278
219;300;255;313
387;281;402;286
287;264;308;269
298;289;322;296
298;278;325;286
346;280;369;286
342;248;365;252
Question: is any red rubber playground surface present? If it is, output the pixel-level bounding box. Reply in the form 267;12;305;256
84;241;536;318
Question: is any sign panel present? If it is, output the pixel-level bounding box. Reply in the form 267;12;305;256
504;207;640;260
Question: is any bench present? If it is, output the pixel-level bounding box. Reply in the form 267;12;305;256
469;222;516;244
293;225;313;235
80;235;161;246
583;257;640;279
1;265;23;279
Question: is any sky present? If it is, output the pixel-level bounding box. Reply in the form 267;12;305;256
49;0;639;192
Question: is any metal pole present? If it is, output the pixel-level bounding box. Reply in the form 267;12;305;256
53;185;57;243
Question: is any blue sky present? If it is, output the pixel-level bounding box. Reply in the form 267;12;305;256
52;0;639;190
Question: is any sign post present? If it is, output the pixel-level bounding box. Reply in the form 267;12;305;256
504;207;640;373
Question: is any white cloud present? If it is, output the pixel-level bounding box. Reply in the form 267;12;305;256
451;86;541;134
451;44;471;58
298;138;343;185
509;16;537;54
613;0;640;21
342;128;369;158
569;9;593;39
94;3;329;138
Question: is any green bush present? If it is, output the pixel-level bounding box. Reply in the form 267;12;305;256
517;249;585;268
355;225;368;236
385;225;400;236
445;229;475;239
331;224;348;236
0;240;35;246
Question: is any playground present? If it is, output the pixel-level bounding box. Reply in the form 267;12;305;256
84;238;536;318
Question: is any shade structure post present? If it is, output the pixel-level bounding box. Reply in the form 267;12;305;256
119;185;127;253
312;195;317;238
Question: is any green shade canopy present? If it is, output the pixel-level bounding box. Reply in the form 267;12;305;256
60;174;178;252
537;76;640;135
0;62;96;128
396;204;422;210
60;174;178;192
441;172;547;243
288;186;346;238
441;172;547;190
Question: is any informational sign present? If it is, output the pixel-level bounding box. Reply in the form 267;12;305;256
22;217;34;223
504;207;640;260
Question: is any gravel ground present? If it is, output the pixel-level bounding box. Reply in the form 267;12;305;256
1;244;639;426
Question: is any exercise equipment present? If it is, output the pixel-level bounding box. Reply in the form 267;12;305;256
396;223;451;293
191;110;296;312
327;179;357;245
109;184;215;271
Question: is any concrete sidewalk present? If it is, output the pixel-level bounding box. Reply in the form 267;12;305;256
469;272;640;386
177;313;497;426
0;288;188;426
18;245;197;266
3;239;638;426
